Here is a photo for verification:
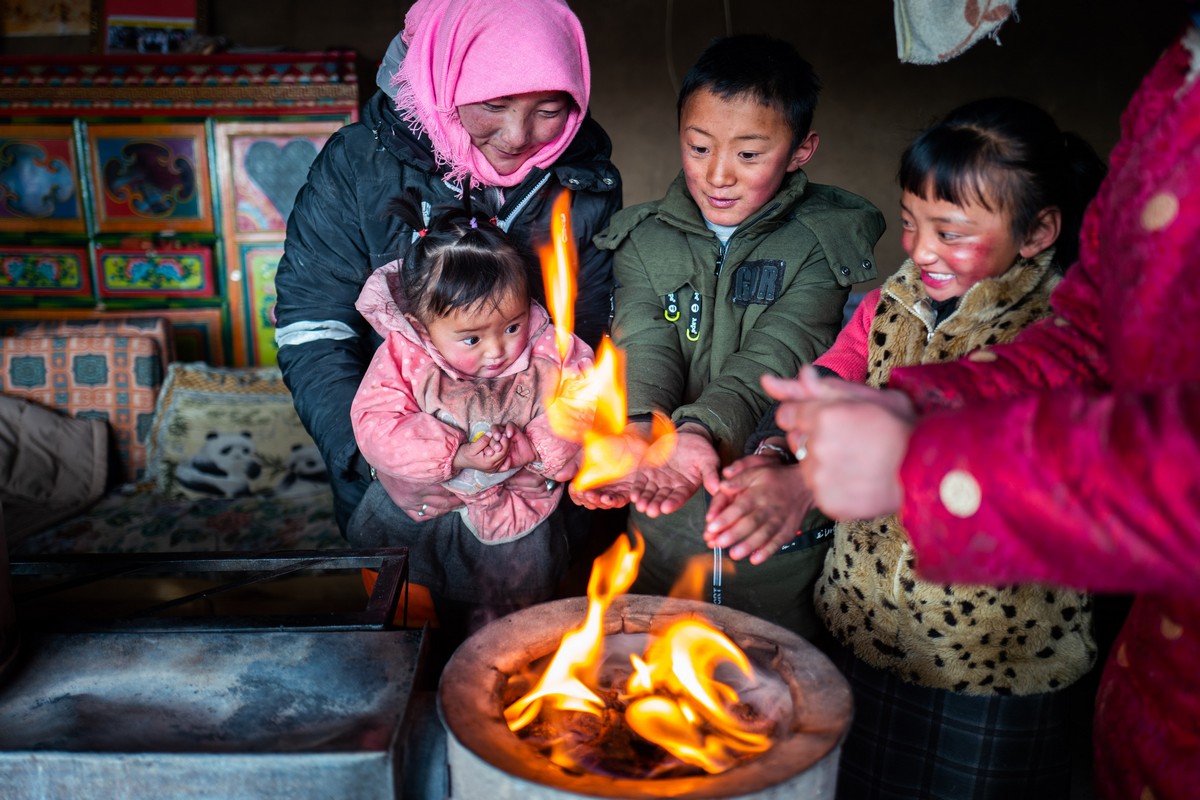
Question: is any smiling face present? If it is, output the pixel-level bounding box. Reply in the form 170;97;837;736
899;188;1058;302
679;88;816;228
421;290;531;378
457;91;572;176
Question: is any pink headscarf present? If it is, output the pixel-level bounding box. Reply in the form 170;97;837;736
393;0;591;188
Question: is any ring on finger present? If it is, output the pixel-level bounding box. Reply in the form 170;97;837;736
794;434;809;462
417;503;427;517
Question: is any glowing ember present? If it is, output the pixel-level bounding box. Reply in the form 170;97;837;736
503;534;776;776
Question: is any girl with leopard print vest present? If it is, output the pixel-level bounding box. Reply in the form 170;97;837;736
711;98;1108;799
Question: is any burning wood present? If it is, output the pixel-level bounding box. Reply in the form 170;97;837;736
503;533;779;778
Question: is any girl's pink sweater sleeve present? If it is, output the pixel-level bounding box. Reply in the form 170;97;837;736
812;289;878;382
350;334;464;486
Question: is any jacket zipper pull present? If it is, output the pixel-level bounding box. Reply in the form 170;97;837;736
714;239;731;278
687;292;702;342
663;291;681;322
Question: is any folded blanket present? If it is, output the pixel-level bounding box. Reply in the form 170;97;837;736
0;395;109;544
894;0;1018;64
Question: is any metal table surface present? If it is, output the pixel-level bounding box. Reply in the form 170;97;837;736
0;548;446;800
0;627;427;799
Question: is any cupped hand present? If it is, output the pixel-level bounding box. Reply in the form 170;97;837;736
629;429;720;518
453;427;511;473
494;424;539;472
704;454;814;564
562;426;650;510
568;478;634;510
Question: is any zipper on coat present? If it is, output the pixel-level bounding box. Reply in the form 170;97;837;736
496;173;553;233
714;240;729;278
713;201;778;278
884;286;936;344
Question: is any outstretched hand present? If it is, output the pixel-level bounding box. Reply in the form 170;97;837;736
629;427;720;518
704;453;813;564
565;428;647;510
764;365;915;520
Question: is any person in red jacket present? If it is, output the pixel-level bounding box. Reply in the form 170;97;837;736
767;25;1200;800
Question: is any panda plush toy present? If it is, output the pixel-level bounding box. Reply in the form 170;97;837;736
272;444;330;497
175;431;262;498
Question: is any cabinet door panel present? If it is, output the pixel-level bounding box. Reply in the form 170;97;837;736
87;123;213;234
214;120;344;365
0;125;87;234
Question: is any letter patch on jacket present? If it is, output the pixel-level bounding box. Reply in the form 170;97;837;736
732;260;785;306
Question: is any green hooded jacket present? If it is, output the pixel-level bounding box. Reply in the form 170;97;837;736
595;169;885;462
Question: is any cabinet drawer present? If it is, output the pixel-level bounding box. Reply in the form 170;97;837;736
0;246;92;297
96;245;215;298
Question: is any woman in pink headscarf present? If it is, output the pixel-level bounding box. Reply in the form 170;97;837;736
273;0;621;640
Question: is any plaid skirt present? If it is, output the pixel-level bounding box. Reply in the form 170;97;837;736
826;641;1074;800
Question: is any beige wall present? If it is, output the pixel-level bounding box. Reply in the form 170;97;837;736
10;1;1181;280
571;0;1181;279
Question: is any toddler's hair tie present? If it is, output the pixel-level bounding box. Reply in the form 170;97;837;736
469;216;478;229
418;227;427;237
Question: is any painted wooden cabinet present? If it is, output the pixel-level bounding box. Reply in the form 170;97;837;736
0;52;359;366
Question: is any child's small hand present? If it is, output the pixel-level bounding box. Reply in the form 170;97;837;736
453;427;511;473
703;454;814;564
494;424;538;471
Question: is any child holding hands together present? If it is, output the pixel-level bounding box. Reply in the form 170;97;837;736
350;189;593;636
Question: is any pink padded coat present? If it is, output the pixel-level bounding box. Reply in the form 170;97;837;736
889;32;1200;800
351;262;593;543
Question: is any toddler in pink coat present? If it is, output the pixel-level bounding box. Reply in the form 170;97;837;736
350;189;593;628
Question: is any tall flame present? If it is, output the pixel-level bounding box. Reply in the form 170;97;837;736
538;189;676;493
504;532;645;731
539;189;577;363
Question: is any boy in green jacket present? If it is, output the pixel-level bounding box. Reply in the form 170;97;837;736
574;34;884;636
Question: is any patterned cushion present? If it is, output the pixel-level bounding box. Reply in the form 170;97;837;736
0;317;172;482
147;363;330;500
8;482;343;556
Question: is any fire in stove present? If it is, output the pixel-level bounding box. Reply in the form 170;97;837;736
438;587;849;800
426;190;850;798
503;532;777;779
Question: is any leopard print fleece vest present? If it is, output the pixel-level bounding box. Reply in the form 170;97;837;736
815;252;1097;696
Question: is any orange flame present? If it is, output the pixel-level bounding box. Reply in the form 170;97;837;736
539;189;577;363
504;532;645;731
546;337;678;492
504;533;773;776
624;620;770;773
538;188;677;493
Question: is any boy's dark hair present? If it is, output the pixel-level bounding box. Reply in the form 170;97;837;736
677;34;821;149
386;187;533;322
899;97;1107;270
